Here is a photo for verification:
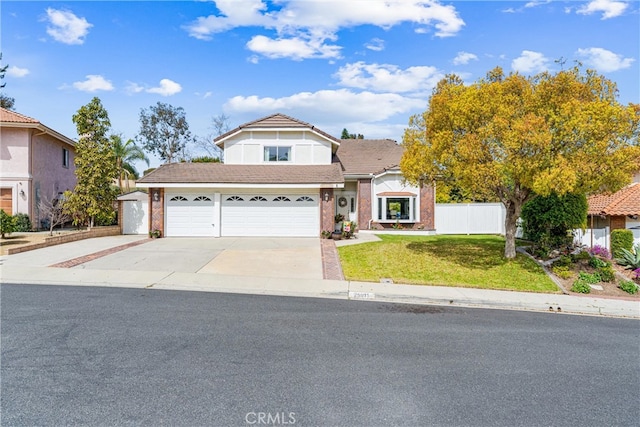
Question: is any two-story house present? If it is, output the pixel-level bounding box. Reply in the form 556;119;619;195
0;107;76;228
137;113;434;237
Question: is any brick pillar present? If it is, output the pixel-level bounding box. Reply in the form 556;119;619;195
320;188;335;234
419;182;435;230
610;215;626;231
358;179;372;229
118;200;124;234
150;188;164;237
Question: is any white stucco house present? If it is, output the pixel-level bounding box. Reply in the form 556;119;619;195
136;113;435;237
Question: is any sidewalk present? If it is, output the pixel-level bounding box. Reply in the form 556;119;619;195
1;236;638;319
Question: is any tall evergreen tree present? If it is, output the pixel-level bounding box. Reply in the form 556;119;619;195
64;97;118;227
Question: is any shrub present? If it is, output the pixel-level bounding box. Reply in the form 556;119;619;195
0;210;15;238
571;279;591;294
578;271;601;284
615;246;640;270
596;265;615;282
521;192;587;253
571;250;592;262
553;255;573;268
552;265;573;279
589;245;611;259
611;229;634;258
13;213;32;232
589;256;609;269
619;280;639;295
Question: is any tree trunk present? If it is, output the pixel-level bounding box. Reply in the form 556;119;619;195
503;200;521;259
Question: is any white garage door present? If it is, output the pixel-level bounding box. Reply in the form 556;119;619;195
166;194;216;237
122;200;149;235
221;194;319;237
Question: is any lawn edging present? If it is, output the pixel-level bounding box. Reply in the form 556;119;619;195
516;246;570;294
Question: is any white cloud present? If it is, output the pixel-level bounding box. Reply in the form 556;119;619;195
511;50;550;74
365;38;385;52
577;0;628;19
225;88;425;123
184;1;464;60
44;8;92;45
246;34;341;60
453;51;478;65
576;47;635;72
125;81;145;95
334;62;443;93
7;66;30;78
525;0;551;8
72;75;113;92
147;79;182;96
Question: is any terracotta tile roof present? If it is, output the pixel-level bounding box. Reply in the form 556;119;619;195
214;113;340;145
335;138;403;175
137;162;344;185
588;183;640;216
0;107;39;124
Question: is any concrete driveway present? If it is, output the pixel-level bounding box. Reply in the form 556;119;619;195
6;237;323;280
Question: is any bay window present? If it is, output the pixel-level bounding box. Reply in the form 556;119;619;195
376;194;417;222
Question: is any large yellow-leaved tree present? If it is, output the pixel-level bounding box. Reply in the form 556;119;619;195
401;66;640;258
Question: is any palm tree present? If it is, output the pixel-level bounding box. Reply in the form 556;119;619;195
110;134;149;193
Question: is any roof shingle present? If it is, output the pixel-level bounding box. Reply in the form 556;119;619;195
335;138;403;175
137;162;344;185
0;107;39;124
588;183;640;216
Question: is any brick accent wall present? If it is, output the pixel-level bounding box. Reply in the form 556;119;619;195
320;188;335;234
357;179;372;230
418;182;435;230
149;188;164;237
6;226;121;255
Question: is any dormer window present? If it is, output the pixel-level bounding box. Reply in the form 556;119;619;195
264;146;291;162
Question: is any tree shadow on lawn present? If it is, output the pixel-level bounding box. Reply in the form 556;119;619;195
405;238;541;273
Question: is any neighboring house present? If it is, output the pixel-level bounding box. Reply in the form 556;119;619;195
578;174;640;248
0;107;76;228
587;179;640;231
136;113;435;237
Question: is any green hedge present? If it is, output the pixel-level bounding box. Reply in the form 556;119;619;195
611;229;634;258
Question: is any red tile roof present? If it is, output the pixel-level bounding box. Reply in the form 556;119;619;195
138;162;344;185
215;113;340;145
335;138;403;175
588;183;640;216
0;107;39;124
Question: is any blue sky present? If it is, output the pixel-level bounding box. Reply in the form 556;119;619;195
2;0;638;169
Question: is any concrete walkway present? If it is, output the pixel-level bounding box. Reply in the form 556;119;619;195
1;235;638;319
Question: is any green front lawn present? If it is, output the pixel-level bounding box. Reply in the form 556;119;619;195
337;234;559;293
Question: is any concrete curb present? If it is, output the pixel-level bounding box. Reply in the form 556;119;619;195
2;266;638;319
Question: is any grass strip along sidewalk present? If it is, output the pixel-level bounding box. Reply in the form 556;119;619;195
337;234;558;293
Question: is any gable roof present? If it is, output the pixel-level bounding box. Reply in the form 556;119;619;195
335;138;404;175
588;183;640;216
0;107;76;147
137;162;344;186
214;113;340;147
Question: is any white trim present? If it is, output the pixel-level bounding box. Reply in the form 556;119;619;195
137;182;344;189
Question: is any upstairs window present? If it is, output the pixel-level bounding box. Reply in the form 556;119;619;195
264;146;291;162
62;148;69;168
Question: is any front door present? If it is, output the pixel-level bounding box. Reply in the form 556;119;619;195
335;191;356;228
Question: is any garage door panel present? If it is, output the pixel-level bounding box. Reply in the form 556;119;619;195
221;195;318;237
166;194;215;237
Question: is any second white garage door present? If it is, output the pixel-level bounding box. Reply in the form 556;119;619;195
221;194;319;237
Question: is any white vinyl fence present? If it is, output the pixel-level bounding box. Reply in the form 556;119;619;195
574;227;640;249
435;203;507;235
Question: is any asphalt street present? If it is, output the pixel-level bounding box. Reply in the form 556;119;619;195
2;284;639;427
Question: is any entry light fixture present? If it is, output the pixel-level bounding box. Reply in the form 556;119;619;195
19;189;25;197
153;190;160;202
324;192;329;202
